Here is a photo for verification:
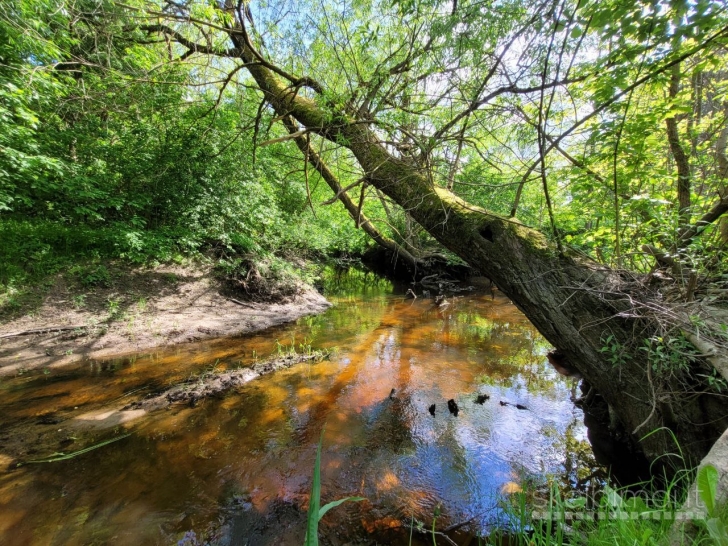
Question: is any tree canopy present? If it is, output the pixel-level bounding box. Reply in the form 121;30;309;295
2;0;726;274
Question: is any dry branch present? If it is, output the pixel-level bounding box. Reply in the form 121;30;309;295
0;325;88;339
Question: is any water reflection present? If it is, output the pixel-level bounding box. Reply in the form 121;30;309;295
0;269;594;545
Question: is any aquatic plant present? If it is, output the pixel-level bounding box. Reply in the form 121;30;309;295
17;433;132;466
304;429;364;546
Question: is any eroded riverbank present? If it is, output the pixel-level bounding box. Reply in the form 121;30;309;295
0;263;330;376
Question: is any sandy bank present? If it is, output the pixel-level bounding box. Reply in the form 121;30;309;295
0;263;331;376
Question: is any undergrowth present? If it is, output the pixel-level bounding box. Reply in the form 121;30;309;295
216;254;317;303
492;447;727;546
0;217;336;316
0;219;198;314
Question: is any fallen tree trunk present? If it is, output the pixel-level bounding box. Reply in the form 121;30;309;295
147;14;728;471
239;43;727;470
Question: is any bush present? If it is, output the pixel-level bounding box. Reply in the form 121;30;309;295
217;254;308;303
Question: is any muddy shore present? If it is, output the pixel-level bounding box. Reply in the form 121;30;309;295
0;264;331;376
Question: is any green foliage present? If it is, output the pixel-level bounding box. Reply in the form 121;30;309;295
502;476;689;546
698;464;728;546
698;464;719;516
0;0;69;212
641;334;699;378
71;264;111;288
0;0;376;307
599;334;629;367
2;0;728;310
698;368;728;394
496;436;728;546
216;254;314;302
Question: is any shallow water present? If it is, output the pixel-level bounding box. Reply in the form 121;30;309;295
0;270;593;545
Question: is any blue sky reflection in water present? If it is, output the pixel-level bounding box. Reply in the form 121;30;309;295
0;270;592;545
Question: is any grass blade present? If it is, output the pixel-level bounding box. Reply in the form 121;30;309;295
304;429;324;546
318;497;365;521
303;428;366;545
17;433;132;466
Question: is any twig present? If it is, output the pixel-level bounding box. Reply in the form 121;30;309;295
17;433;132;466
406;527;458;546
443;512;483;533
633;359;657;436
0;325;88;339
225;297;256;308
320;178;365;205
258;129;309;147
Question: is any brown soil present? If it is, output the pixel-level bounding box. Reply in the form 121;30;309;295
0;263;331;376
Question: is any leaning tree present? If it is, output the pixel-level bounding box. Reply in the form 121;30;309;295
109;0;728;469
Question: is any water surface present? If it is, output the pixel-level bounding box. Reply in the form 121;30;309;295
0;270;592;545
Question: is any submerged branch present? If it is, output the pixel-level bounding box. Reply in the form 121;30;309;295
0;325;88;338
17;433;132;466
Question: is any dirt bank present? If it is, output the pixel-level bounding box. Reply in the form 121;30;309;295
0;263;331;376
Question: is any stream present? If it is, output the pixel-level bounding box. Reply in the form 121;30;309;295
0;269;597;545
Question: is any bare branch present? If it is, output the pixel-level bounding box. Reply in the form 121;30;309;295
258;129;310;147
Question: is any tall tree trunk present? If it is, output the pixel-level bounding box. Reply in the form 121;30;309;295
666;64;692;227
716;105;728;244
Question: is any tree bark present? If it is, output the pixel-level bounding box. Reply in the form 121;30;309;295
666;64;692;226
148;16;728;470
716;106;728;244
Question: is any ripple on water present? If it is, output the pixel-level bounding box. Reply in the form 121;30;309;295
0;280;593;545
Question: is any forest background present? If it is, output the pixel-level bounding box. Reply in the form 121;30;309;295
1;0;726;312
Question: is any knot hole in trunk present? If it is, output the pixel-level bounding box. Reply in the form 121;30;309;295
479;225;494;242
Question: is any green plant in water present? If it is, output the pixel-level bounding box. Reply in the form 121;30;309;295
275;336;301;357
304;428;364;546
17;433;132;466
431;504;441;546
299;336;314;356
